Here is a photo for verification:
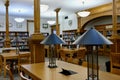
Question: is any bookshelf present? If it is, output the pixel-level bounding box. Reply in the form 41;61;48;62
0;31;29;51
95;23;120;56
62;29;77;48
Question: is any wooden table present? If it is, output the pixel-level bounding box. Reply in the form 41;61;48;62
0;51;30;77
21;61;120;80
2;47;16;53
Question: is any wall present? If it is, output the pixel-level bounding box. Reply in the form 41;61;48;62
40;18;51;34
0;15;51;36
84;16;120;30
59;13;78;34
80;1;120;28
1;14;120;36
0;15;27;31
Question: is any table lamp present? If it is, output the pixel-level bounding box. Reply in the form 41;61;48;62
41;33;65;68
73;28;113;80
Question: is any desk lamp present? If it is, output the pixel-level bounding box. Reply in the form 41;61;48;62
41;33;65;68
73;28;113;80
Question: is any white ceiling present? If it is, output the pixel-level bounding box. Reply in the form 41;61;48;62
0;0;112;18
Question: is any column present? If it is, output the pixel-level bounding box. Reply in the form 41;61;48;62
111;0;119;53
54;8;61;35
112;0;117;37
54;8;61;58
4;0;10;48
77;17;82;33
29;0;45;63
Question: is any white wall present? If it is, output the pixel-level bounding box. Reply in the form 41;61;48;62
0;15;27;31
0;15;51;35
27;18;51;36
28;21;34;36
1;15;119;35
40;18;51;34
85;16;120;30
59;13;78;34
0;14;78;35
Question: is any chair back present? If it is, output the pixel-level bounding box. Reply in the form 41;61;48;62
18;52;31;72
20;72;31;80
18;53;31;65
82;61;99;70
0;55;3;75
6;65;14;80
9;50;16;53
2;48;16;53
110;53;120;75
59;49;67;61
77;48;86;60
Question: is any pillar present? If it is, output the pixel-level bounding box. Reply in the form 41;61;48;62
54;8;61;35
29;0;45;63
54;8;61;58
4;0;10;48
111;0;120;53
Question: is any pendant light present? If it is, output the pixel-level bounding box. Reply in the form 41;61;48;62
47;20;55;25
14;10;25;23
77;1;90;17
47;11;55;25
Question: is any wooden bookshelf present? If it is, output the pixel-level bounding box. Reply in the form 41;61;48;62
95;23;120;56
0;31;29;51
62;29;77;48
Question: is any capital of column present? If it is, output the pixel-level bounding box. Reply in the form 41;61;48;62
5;0;9;7
75;12;80;18
54;8;61;13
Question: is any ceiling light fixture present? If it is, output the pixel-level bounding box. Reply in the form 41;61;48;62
15;18;25;23
77;1;90;17
78;11;90;17
40;4;49;12
14;10;25;23
47;12;55;25
47;20;55;25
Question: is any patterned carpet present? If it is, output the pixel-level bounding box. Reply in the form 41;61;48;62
0;71;20;80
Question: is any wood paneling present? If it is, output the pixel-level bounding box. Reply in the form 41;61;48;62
78;1;120;30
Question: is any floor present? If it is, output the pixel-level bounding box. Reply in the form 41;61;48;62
98;55;110;71
0;55;110;80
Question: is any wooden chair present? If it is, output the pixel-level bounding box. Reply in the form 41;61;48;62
9;50;16;53
110;53;120;75
82;61;88;67
18;53;31;73
82;61;99;70
2;49;16;53
64;50;75;63
20;72;31;80
6;65;14;80
0;55;3;75
77;48;86;61
59;49;67;61
72;58;79;65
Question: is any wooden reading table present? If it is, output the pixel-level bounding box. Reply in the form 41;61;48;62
21;61;120;80
0;51;30;77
